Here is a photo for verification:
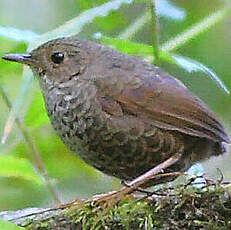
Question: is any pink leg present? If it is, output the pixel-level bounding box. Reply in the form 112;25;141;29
93;153;182;205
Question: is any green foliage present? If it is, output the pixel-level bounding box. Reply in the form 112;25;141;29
96;34;154;57
0;38;26;81
25;91;49;128
0;219;24;230
0;155;43;185
94;11;127;32
77;0;127;31
76;0;108;10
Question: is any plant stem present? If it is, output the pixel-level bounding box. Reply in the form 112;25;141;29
161;7;230;52
149;0;160;65
119;11;150;40
0;86;61;204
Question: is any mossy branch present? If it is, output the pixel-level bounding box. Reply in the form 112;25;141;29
1;183;231;230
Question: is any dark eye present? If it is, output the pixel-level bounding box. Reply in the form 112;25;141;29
51;52;64;64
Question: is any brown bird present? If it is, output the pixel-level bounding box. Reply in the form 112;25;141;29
3;36;230;201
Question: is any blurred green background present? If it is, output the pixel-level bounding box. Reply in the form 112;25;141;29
0;0;230;211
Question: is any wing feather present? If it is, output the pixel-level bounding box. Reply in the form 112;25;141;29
115;75;229;143
92;51;229;143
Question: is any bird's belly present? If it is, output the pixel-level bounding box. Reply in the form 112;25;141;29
49;102;186;180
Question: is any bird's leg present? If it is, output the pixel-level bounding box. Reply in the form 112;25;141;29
121;180;153;196
122;171;183;197
92;152;182;206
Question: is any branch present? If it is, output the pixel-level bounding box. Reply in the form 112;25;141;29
1;182;231;229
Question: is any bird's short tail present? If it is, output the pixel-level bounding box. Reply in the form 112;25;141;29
212;142;227;156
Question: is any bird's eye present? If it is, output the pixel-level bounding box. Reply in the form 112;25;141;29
51;52;64;64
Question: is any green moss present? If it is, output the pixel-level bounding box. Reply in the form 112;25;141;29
32;222;51;230
61;186;230;229
25;184;231;229
67;197;160;230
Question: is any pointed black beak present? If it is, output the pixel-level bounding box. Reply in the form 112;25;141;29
2;53;36;66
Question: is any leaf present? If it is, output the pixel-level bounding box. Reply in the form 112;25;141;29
0;219;24;230
0;26;38;43
0;156;43;185
94;34;173;63
94;11;127;31
28;0;134;51
77;0;127;31
76;0;108;10
0;37;26;55
25;91;49;128
171;54;230;94
94;34;153;57
0;38;27;79
156;0;186;20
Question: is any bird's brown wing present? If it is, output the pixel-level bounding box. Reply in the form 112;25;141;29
96;73;230;143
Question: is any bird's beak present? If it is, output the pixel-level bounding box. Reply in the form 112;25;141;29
2;53;36;66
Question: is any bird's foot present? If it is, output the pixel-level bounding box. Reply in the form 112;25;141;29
89;186;133;208
57;198;84;210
